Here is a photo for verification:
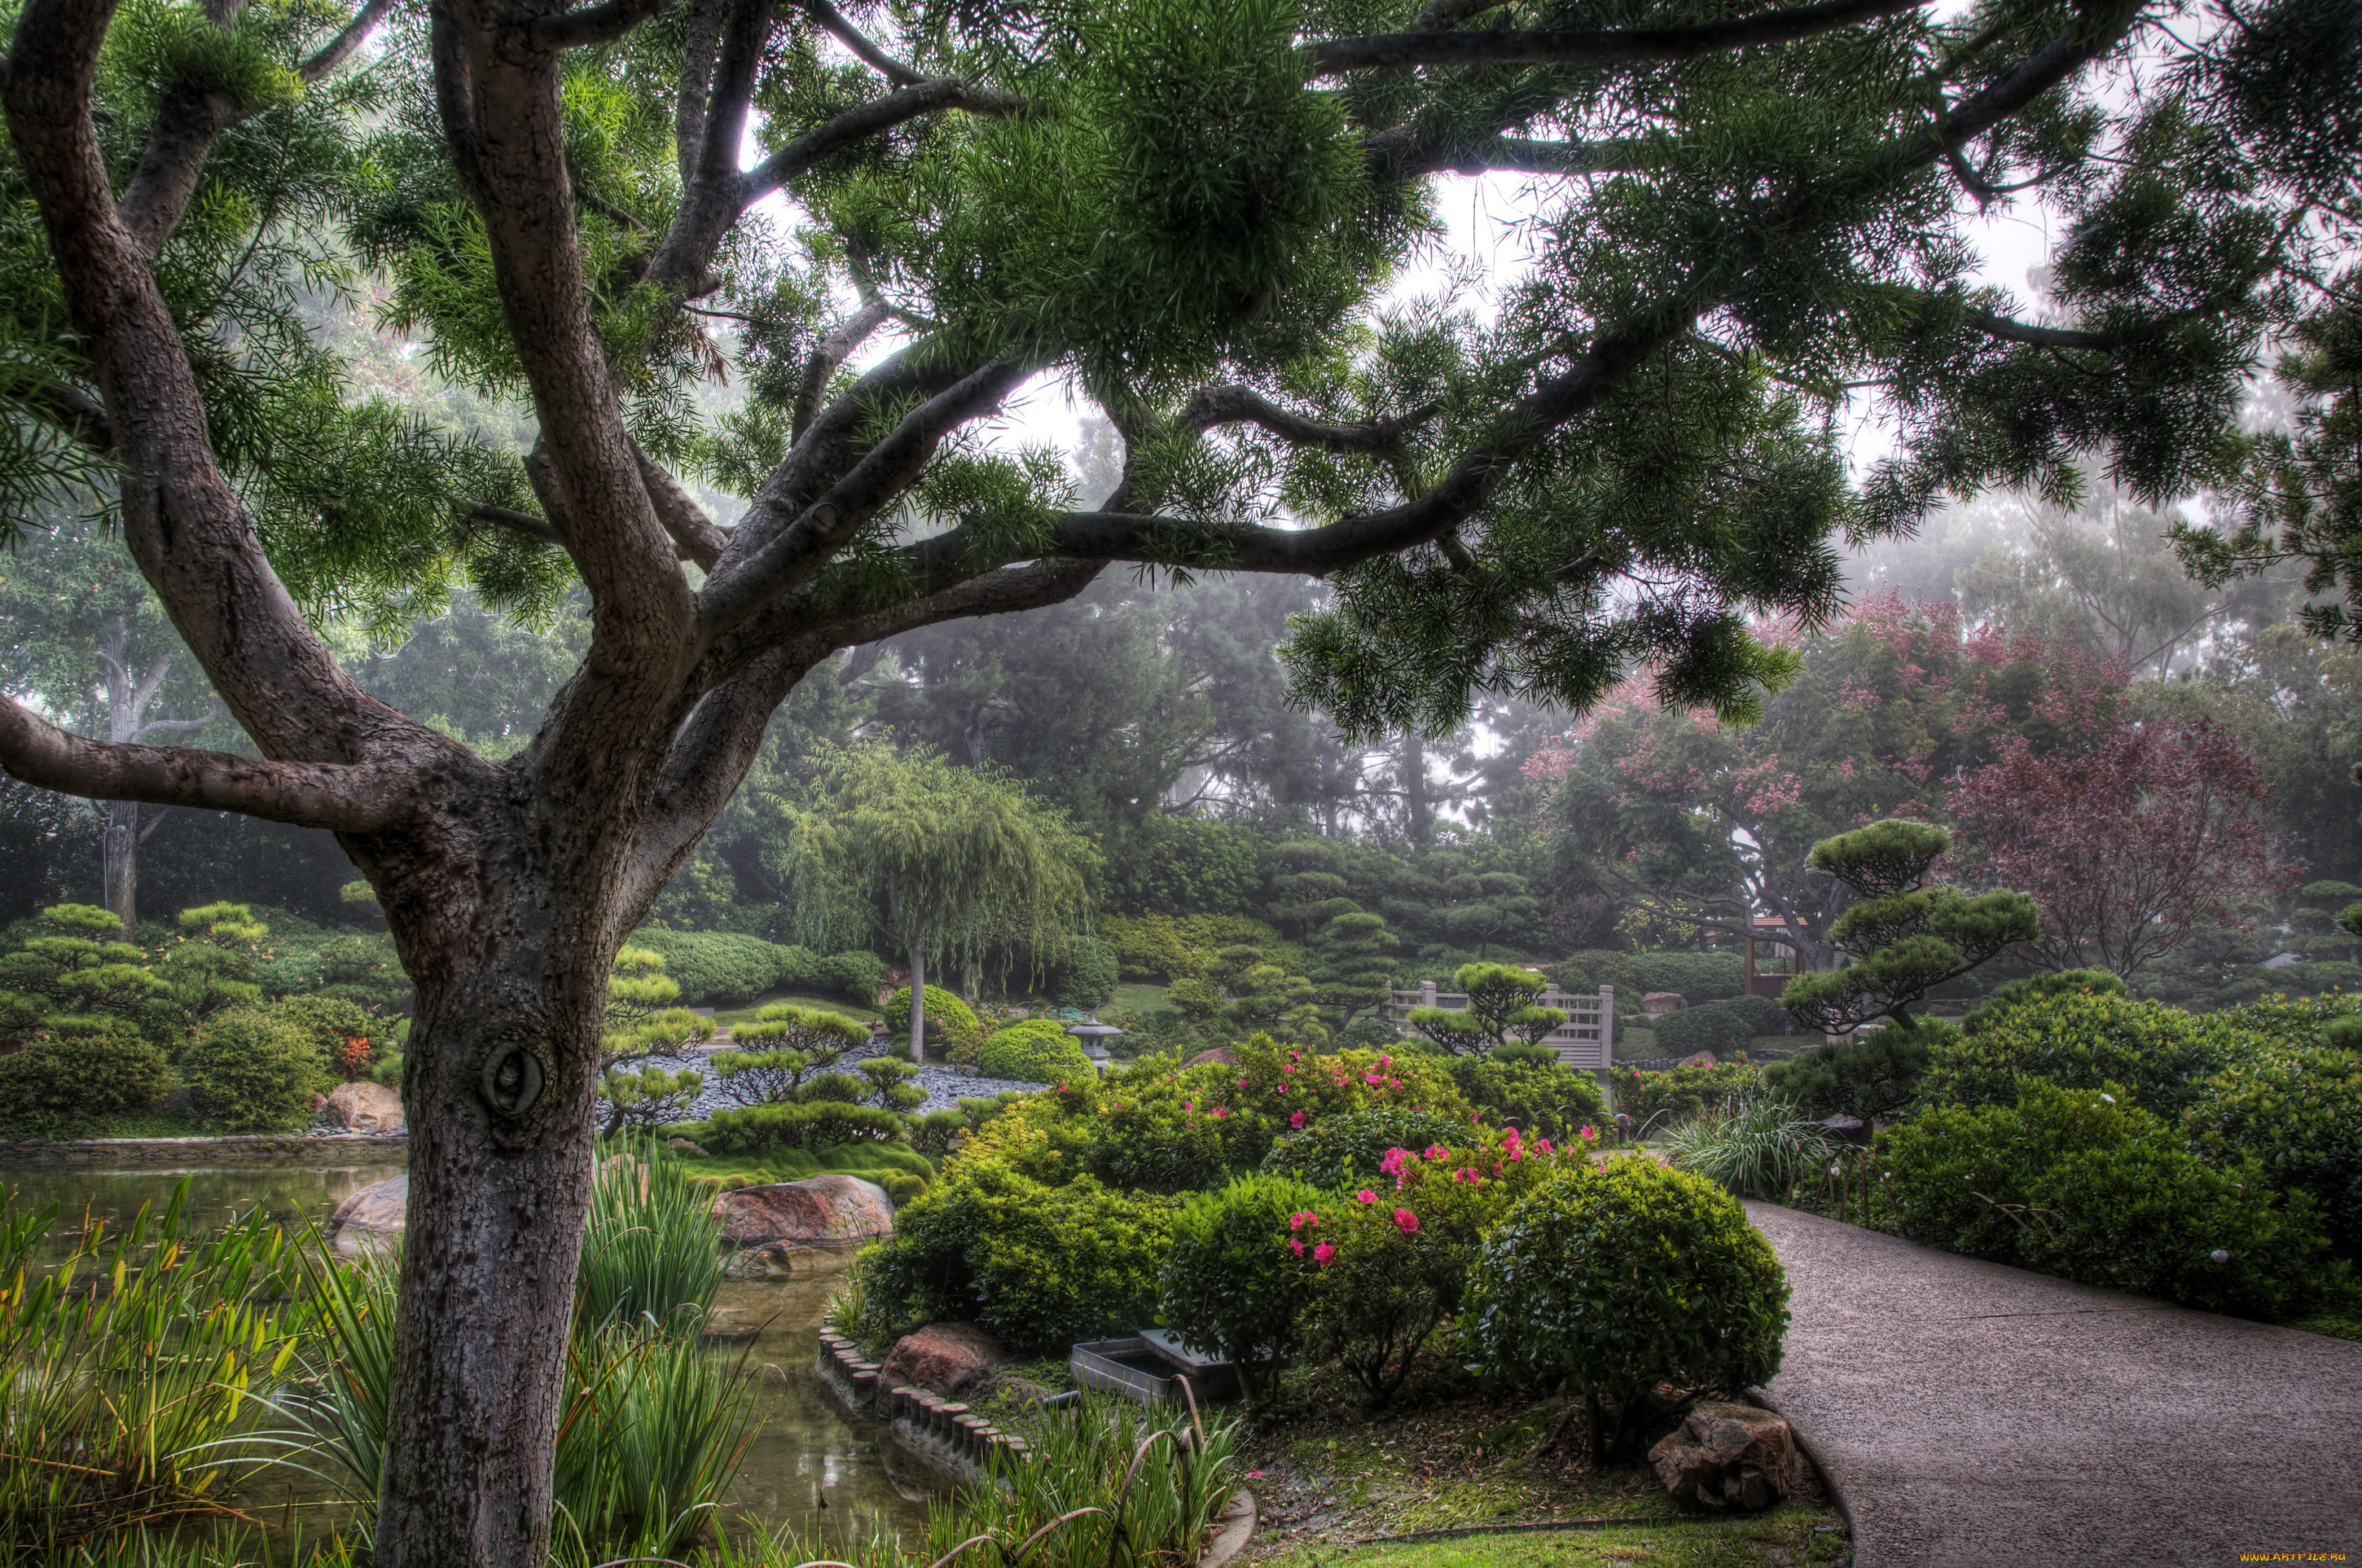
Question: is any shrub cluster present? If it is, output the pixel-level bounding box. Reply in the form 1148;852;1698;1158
1917;991;2226;1113
884;985;981;1060
1615;1059;1758;1130
691;1100;907;1154
1442;1052;1605;1140
975;1017;1095;1085
625;930;797;1007
1627;951;1745;1004
181;1004;332;1132
1054;936;1120;1010
0;1019;173;1139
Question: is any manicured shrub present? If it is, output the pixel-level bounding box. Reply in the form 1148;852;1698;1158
625;929;788;1006
371;1052;405;1090
1544;949;1637;996
904;1108;968;1157
1917;991;2225;1113
181;1005;329;1132
1615;1059;1758;1131
692;1100;907;1153
1099;913;1288;982
1054;936;1120;1010
0;1018;173;1139
1260;1105;1477;1188
2201;992;2362;1052
864;1159;1174;1350
268;995;384;1078
1627;951;1745;1003
815;950;888;1007
1652;1002;1752;1057
976;1017;1095;1085
1758;1026;1934;1119
1461;1157;1789;1461
1330;1015;1406;1052
1443;1053;1605;1140
1721;993;1793;1036
885;985;980;1055
876;1169;929;1206
1160;1172;1324;1400
2188;1041;2362;1258
598;1065;705;1132
1879;1082;2337;1319
1958;968;2125;1034
1305;1127;1589;1403
769;944;820;992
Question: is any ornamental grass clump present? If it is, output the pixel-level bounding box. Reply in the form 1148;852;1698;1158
1663;1096;1834;1199
1461;1157;1789;1464
0;1182;304;1549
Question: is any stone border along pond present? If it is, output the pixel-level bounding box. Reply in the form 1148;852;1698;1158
0;1133;407;1166
634;1050;1055;1117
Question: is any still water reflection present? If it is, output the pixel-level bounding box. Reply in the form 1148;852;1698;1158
0;1163;938;1552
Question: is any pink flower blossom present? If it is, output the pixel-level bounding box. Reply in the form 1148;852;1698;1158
1580;1126;1598;1141
1313;1243;1336;1267
1423;1144;1450;1161
1212;1107;1228;1119
1182;1100;1193;1112
1536;1137;1554;1153
1392;1208;1420;1235
1379;1148;1408;1175
1288;1237;1304;1257
1363;1071;1382;1085
1290;1109;1306;1129
1238;1078;1249;1088
1377;1055;1392;1067
1356;1189;1377;1204
1290;1210;1319;1231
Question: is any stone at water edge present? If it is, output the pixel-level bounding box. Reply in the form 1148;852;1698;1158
879;1321;1003;1399
710;1173;896;1247
327;1173;407;1263
1648;1400;1800;1513
327;1080;405;1134
1678;1051;1719;1069
721;1241;797;1281
1641;991;1687;1015
1182;1047;1240;1068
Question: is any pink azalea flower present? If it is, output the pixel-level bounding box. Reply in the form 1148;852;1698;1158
1363;1071;1381;1085
1313;1243;1336;1266
1356;1189;1377;1204
1213;1107;1228;1119
1392;1208;1420;1235
1289;1237;1305;1257
1423;1144;1450;1161
1290;1109;1306;1129
1182;1100;1194;1112
1238;1077;1249;1088
1580;1125;1598;1141
1377;1055;1392;1067
1536;1137;1554;1153
1379;1148;1408;1175
1290;1210;1319;1231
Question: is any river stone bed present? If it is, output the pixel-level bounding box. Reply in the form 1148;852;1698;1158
618;1052;1052;1120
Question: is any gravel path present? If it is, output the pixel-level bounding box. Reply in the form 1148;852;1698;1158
1746;1200;2362;1567
626;1049;1050;1119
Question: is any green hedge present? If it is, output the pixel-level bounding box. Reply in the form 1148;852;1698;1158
1653;1004;1754;1057
691;1100;907;1154
1917;991;2227;1113
2188;1042;2362;1258
0;1020;172;1139
1628;951;1745;1003
181;1005;330;1133
814;951;887;1007
1615;1060;1758;1129
626;930;797;1006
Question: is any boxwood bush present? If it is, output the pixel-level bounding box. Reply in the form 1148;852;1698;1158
626;930;794;1006
885;985;980;1058
1442;1053;1605;1139
1614;1059;1758;1130
0;1019;172;1139
1877;1082;2336;1320
1160;1171;1323;1399
2187;1041;2362;1259
1461;1157;1788;1461
1652;1003;1753;1057
975;1017;1095;1085
1259;1104;1477;1188
1054;935;1120;1010
815;950;888;1007
180;1006;329;1132
1916;991;2227;1113
1627;951;1745;1004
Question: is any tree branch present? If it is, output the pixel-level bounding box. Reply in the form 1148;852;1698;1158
799;0;924;86
1;692;411;831
19;380;115;452
792;297;893;441
301;0;400;81
647;0;771;291
1306;0;1932;76
634;444;728;571
674;0;727;185
1179;384;1443;454
1964;306;2114;349
735;80;1024;209
529;0;670;50
128;701;223;744
1426;135;1653;176
466;499;565;548
1903;0;2140;169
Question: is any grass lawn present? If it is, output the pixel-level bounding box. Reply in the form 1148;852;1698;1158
1247;1509;1848;1568
709;990;881;1028
661;1139;933;1189
1109;982;1169;1013
74;1109;216;1140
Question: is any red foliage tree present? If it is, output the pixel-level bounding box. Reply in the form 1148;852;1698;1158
1947;718;2298;978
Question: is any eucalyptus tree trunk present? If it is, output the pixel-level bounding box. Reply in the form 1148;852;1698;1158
907;919;929;1065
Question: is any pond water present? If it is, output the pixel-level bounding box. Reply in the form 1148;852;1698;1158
0;1162;939;1553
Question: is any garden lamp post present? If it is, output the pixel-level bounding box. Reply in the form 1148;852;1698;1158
1066;1014;1122;1071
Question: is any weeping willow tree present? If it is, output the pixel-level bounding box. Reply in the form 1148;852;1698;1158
786;742;1094;1058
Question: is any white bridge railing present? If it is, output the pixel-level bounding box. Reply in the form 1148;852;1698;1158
1382;982;1614;1069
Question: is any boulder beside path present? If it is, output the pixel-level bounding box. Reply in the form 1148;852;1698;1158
1649;1399;1800;1513
710;1173;896;1247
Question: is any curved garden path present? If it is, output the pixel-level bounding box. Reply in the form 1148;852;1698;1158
1745;1201;2362;1568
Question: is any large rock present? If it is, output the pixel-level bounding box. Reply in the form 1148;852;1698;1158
1641;991;1687;1016
879;1320;1003;1398
327;1174;407;1263
326;1080;405;1134
710;1174;895;1247
1649;1400;1800;1513
1182;1047;1240;1068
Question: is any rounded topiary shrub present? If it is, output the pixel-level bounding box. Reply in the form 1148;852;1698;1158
817;950;888;1007
1653;1003;1752;1057
1918;990;2224;1113
974;1017;1094;1084
2187;1039;2362;1260
181;1006;329;1132
1460;1156;1789;1461
0;1020;173;1139
1160;1171;1324;1400
1627;951;1745;1004
1443;1054;1605;1140
1260;1104;1476;1188
885;985;978;1046
267;994;382;1078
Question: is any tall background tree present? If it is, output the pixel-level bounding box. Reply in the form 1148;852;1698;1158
0;0;2338;1561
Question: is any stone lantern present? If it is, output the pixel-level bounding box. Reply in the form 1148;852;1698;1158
1065;1013;1123;1070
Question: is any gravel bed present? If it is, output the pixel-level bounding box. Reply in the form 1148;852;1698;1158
623;1050;1051;1120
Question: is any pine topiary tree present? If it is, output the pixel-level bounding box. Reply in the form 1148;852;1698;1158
1309;911;1401;1027
1782;821;2037;1038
